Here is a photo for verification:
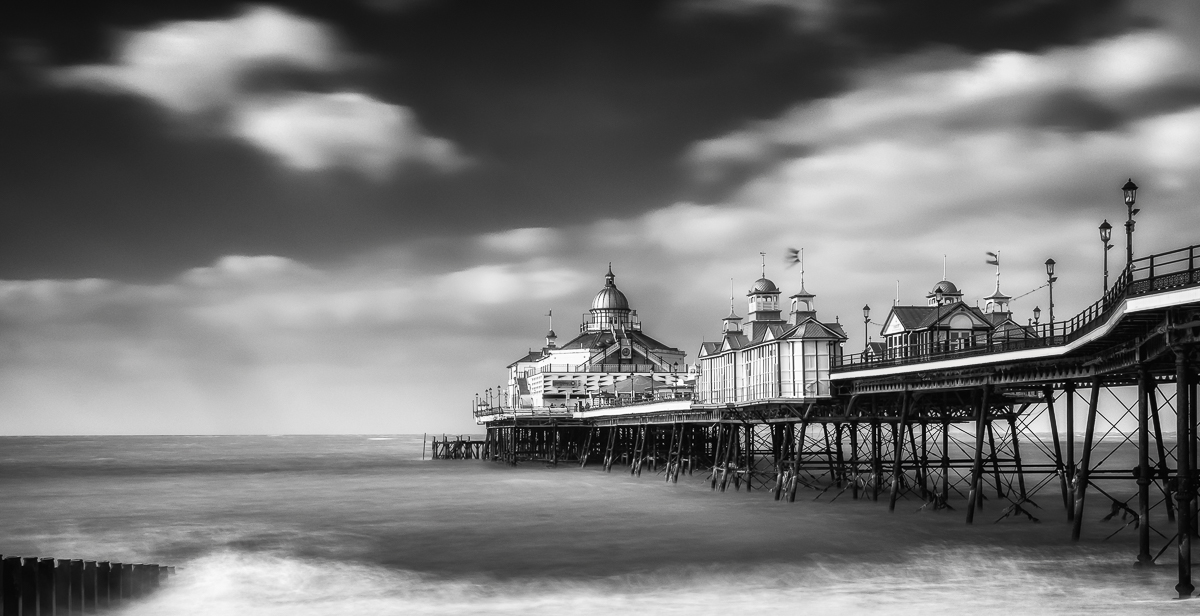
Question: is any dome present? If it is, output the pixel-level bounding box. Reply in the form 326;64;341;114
591;265;630;311
546;329;557;339
930;280;960;295
592;287;630;310
749;278;779;294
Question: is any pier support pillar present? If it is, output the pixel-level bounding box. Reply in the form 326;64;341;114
1072;378;1102;540
1138;365;1153;566
967;385;990;524
1175;347;1194;599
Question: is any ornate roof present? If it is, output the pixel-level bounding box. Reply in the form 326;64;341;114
930;280;960;295
591;266;631;311
749;277;779;294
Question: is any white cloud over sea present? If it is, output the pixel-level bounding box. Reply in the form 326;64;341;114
53;5;467;179
9;15;1200;433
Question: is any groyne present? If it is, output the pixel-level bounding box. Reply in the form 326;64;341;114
0;555;174;615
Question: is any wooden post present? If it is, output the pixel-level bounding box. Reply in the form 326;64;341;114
1072;378;1102;540
82;561;97;614
1138;366;1153;565
55;558;70;613
68;559;83;614
20;557;37;616
96;562;111;610
2;556;20;616
37;558;54;616
120;563;132;600
1176;348;1194;598
966;385;990;524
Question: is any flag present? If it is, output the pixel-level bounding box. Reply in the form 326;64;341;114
986;251;999;266
546;310;552;317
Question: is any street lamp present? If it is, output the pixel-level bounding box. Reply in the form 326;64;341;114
933;289;944;355
1033;306;1041;326
1045;258;1057;335
862;304;871;360
1099;219;1113;293
1122;178;1139;266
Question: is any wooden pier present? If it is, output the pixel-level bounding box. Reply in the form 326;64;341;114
0;554;174;615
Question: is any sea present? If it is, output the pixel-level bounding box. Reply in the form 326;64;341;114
0;434;1193;615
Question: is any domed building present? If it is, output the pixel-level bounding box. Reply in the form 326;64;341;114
878;277;1032;359
504;266;688;410
696;269;847;405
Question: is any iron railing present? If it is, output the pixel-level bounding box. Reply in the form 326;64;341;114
834;243;1200;371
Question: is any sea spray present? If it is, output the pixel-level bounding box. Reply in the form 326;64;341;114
122;548;1187;616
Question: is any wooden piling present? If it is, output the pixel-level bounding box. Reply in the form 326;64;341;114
82;561;97;614
1137;366;1153;565
1;556;20;616
966;386;990;524
1175;348;1194;598
37;558;54;616
54;559;70;613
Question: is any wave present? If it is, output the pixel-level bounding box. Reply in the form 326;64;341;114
121;547;1182;616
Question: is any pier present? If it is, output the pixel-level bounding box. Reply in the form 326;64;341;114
0;554;174;615
466;230;1200;598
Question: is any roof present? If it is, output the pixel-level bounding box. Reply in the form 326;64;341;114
555;330;682;353
507;350;543;367
748;277;780;294
929;280;961;296
885;303;994;332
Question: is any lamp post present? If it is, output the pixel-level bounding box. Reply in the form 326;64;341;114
933;289;944;355
862;304;871;361
1099;219;1113;292
1123;178;1139;267
1045;258;1057;337
1033;306;1041;327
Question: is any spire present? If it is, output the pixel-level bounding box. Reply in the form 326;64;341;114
759;251;766;279
799;247;807;293
942;254;947;281
604;263;615;287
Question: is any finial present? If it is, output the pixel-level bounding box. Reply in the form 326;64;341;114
730;278;734;311
759;251;766;279
799;247;806;292
942;254;947;281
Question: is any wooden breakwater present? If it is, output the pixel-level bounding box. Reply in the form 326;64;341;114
0;554;175;615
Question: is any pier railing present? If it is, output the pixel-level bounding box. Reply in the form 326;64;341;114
1;554;174;614
835;243;1200;371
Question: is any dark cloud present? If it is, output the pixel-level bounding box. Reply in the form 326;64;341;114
0;0;1149;282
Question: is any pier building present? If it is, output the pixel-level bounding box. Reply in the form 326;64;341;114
695;276;846;404
501;266;689;411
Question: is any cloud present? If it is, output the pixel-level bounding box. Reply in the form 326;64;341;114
686;30;1200;181
52;5;466;180
234;92;467;177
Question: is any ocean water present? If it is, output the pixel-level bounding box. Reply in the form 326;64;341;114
0;435;1193;614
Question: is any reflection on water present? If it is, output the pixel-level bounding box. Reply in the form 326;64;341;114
0;435;1190;614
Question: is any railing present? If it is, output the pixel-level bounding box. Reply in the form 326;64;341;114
535;364;672;374
474;392;695;418
834;243;1200;371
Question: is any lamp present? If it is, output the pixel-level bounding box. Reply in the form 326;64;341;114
1045;258;1057;334
863;304;871;360
1099;219;1113;292
1033;306;1041;326
1122;178;1139;266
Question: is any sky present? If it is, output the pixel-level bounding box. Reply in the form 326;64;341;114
3;0;1200;434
